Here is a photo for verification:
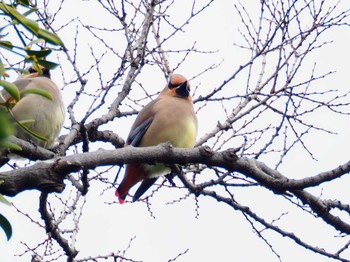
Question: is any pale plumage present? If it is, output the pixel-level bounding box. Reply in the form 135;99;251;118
1;67;65;149
115;74;198;203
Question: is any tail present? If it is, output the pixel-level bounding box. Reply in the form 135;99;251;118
115;164;146;204
115;190;126;204
132;177;158;202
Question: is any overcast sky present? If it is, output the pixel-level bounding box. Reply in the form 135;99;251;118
2;1;350;261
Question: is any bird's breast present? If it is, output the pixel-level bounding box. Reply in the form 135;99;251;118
139;97;197;148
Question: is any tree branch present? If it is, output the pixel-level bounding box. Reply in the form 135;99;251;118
39;193;79;259
2;143;350;237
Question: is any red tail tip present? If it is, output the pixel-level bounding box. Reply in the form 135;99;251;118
115;190;125;204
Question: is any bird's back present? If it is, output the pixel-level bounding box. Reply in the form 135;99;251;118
4;76;65;148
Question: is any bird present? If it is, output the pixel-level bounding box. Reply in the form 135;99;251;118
115;74;198;203
1;66;65;149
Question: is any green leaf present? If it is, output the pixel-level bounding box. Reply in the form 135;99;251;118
0;213;12;241
0;111;14;140
0;4;64;48
23;60;59;73
16;119;35;126
37;59;59;70
0;194;11;206
17;0;30;6
0;3;39;34
0;40;13;51
0;140;22;151
0;60;6;77
31;62;43;74
20;88;53;100
0;80;20;102
25;49;52;59
37;28;64;47
27;38;45;47
0;42;25;58
15;120;48;142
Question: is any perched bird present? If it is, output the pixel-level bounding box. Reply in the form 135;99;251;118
115;74;198;203
1;66;65;149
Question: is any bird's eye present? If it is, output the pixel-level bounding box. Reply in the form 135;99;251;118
168;80;177;89
27;67;36;74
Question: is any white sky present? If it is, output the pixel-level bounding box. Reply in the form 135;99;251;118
2;0;350;261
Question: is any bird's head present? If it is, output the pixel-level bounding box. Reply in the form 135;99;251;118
162;74;191;99
24;65;51;78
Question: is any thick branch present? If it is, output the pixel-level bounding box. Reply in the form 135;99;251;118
0;144;233;196
1;144;350;197
7;136;56;160
0;160;65;196
2;144;350;236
